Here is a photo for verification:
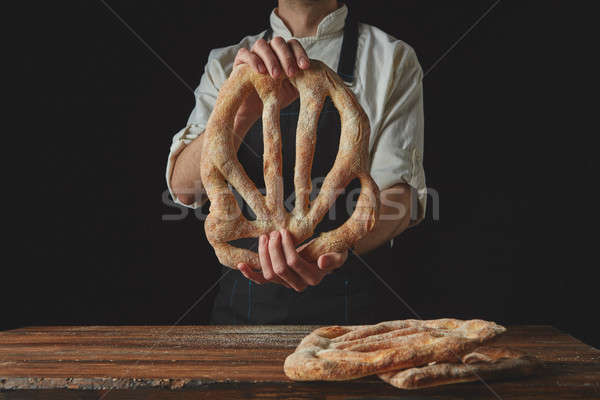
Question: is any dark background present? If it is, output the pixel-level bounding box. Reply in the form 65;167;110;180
8;1;598;347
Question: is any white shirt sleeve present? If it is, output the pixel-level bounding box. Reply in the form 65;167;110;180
164;50;233;209
165;36;262;209
368;44;427;226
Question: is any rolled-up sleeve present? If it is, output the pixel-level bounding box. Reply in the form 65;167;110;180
369;45;427;226
165;51;226;208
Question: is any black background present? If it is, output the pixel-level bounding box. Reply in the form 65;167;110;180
8;1;598;347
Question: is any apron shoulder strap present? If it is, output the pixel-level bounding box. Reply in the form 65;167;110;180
263;28;272;41
337;12;359;84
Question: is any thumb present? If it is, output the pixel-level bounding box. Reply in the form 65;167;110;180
318;252;347;271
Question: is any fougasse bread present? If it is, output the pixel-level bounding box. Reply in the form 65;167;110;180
200;60;379;270
378;345;541;389
284;318;507;381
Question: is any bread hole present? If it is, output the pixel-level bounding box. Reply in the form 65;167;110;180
229;185;266;222
309;95;339;189
312;177;361;235
282;94;340;212
234;84;265;221
279;98;301;211
228;237;258;250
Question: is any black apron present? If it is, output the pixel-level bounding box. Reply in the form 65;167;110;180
210;12;392;325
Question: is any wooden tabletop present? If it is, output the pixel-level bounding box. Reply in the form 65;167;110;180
0;325;598;399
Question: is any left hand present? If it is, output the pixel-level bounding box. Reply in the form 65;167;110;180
237;229;348;292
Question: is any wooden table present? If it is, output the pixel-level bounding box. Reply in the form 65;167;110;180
0;325;598;399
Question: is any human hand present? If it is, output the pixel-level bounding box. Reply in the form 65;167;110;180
234;36;310;79
232;37;311;137
237;229;348;292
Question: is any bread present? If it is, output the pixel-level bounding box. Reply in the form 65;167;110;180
378;346;541;389
200;60;379;270
283;319;507;381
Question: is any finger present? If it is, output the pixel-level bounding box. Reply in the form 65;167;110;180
256;236;293;289
280;229;323;286
270;36;298;77
238;263;267;284
269;231;306;292
234;48;266;74
251;38;282;78
318;251;348;272
287;39;310;69
258;234;276;281
269;231;305;291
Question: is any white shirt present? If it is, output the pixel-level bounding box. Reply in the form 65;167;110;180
166;4;427;225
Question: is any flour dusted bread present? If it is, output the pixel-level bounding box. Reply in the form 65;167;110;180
378;346;541;389
200;60;379;270
283;319;507;381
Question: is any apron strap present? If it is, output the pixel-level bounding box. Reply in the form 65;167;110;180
337;12;358;84
263;27;272;41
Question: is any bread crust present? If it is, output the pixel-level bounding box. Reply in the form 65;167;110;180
378;346;541;389
283;319;507;381
200;60;379;269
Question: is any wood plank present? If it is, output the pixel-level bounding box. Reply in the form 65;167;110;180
0;325;598;399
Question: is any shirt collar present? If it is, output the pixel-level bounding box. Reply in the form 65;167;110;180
269;3;348;40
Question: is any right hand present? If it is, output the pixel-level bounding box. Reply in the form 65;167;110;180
232;37;311;138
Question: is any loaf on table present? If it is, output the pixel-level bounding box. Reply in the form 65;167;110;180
284;318;507;381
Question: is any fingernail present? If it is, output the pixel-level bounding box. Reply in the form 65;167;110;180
279;229;286;237
257;64;266;74
259;235;266;245
272;66;280;78
270;231;279;241
287;66;296;77
299;57;309;68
